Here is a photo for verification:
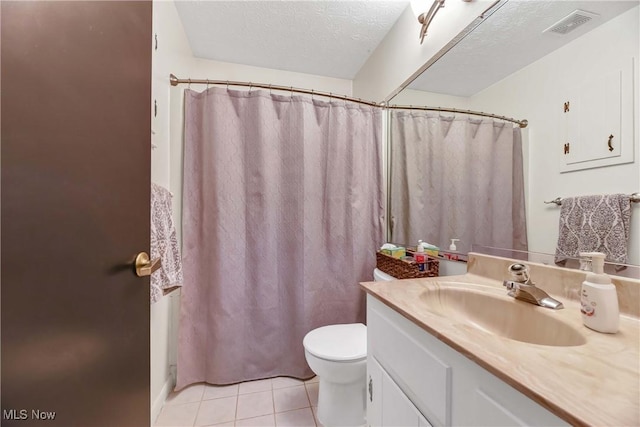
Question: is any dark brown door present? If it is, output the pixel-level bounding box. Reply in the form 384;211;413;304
1;2;151;426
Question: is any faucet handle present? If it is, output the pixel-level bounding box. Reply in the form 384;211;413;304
503;280;517;291
508;263;530;283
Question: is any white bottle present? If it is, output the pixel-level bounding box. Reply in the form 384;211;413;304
449;239;459;251
579;252;619;333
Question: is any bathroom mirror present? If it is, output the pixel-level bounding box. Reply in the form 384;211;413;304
386;0;640;266
471;245;640;279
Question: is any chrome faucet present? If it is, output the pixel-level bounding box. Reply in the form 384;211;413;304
503;263;564;310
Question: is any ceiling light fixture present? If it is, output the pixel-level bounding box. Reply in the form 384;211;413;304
417;0;445;44
414;0;473;44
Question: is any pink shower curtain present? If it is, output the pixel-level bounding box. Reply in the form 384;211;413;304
390;111;527;253
176;87;383;389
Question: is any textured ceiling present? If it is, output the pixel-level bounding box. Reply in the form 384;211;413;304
175;0;410;79
408;1;639;97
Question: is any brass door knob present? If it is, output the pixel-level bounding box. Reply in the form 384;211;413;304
135;252;161;277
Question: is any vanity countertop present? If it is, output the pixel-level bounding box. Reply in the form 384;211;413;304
361;256;640;427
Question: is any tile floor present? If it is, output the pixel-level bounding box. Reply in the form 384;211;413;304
155;376;321;427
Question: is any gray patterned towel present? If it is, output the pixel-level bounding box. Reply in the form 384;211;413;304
554;194;632;265
151;183;183;303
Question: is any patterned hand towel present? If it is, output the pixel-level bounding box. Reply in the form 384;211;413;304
151;183;183;303
554;193;632;265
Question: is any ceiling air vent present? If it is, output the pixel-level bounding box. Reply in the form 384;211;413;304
543;9;599;35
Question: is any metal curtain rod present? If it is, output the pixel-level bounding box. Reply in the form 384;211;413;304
169;74;379;107
169;74;528;127
544;192;640;205
386;104;528;128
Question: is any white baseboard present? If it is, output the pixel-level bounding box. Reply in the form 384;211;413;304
151;372;176;424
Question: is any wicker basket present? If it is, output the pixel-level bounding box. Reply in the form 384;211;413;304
376;251;439;279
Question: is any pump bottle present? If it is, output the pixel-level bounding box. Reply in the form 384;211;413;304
579;252;619;333
415;240;426;272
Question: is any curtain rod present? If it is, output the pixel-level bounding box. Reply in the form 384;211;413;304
169;74;528;128
386;104;528;128
169;74;379;107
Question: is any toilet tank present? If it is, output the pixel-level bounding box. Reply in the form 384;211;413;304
373;268;396;281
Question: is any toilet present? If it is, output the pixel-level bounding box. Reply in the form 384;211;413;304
302;269;396;427
303;323;367;426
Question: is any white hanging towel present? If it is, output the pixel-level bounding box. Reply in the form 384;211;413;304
150;183;183;303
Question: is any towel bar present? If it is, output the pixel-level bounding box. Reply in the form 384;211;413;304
544;192;640;206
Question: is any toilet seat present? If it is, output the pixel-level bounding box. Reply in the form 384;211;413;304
303;323;366;362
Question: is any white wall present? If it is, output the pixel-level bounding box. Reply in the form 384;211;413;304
391;88;470;108
352;0;492;102
467;6;640;265
151;1;194;422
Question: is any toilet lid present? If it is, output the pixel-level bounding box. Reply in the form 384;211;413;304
303;323;367;362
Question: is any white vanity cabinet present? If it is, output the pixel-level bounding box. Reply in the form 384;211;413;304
366;296;568;427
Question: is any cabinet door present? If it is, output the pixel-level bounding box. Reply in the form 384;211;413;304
368;357;384;426
560;57;635;172
368;357;427;427
381;367;421;427
368;297;452;425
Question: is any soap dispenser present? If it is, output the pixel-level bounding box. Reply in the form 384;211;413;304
449;239;459;251
579;252;619;333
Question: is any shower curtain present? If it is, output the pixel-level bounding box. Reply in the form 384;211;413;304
177;87;383;389
390;111;527;253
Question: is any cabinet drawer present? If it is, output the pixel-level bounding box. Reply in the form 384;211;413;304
368;298;451;426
